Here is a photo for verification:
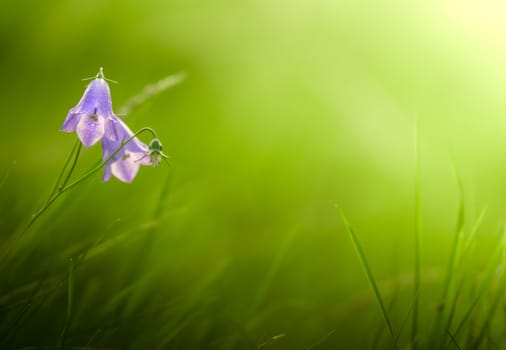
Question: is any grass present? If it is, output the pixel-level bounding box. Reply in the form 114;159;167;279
2;129;506;349
336;130;506;349
1;64;506;350
340;204;505;349
339;208;399;350
412;117;422;350
2;111;505;350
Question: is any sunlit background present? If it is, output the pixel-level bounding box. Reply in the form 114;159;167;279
1;1;506;349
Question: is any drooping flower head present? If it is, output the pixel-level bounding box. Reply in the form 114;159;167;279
61;68;118;147
138;138;168;168
101;116;152;183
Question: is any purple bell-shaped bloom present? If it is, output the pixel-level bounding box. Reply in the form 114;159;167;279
61;69;118;147
101;117;152;183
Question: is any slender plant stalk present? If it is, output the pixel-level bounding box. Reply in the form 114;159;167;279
459;206;487;261
58;142;82;192
446;329;462;350
0;299;32;347
7;126;157;262
22;127;158;238
251;227;298;316
0;161;16;191
432;168;465;350
471;277;504;349
392;290;420;350
442;174;465;347
412;118;421;350
445;277;465;338
450;238;503;342
339;208;399;350
57;258;74;349
117;72;186;116
371;241;400;350
46;139;80;204
502;231;506;349
63;127;157;192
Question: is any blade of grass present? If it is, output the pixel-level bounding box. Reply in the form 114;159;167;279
0;160;15;192
250;227;298;316
371;239;400;350
444;276;465;338
56;258;74;349
117;72;186;116
306;330;335;350
449;236;503;342
371;283;397;350
470;281;504;349
0;301;32;348
440;206;488;348
503;232;506;349
392;289;420;350
46;140;80;204
339;208;398;350
461;206;487;256
432;166;466;349
446;329;462;350
412;117;422;350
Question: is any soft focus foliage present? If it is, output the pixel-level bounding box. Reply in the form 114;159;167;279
1;0;506;348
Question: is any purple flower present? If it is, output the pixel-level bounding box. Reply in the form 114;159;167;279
61;70;118;147
101;117;152;183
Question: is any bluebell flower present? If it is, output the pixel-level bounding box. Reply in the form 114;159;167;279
61;69;118;147
139;138;168;167
101;117;152;183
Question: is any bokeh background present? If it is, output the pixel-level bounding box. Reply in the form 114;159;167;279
1;0;506;349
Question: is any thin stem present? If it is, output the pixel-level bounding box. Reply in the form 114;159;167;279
59;142;82;190
412;117;421;350
46;140;80;204
339;208;399;350
57;258;74;349
0;127;158;267
0;140;83;263
117;72;186;116
61;127;156;193
24;127;157;234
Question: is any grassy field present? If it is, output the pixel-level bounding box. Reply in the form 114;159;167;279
1;1;506;349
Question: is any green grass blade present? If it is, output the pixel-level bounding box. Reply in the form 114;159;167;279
446;329;462;350
251;227;298;316
339;209;398;350
470;282;504;349
46;140;79;203
412;117;422;350
0;160;15;192
450;238;503;341
57;258;74;349
391;289;419;350
432;166;466;349
443;169;465;304
462;206;487;255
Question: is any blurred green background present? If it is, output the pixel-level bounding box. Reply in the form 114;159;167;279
1;0;506;349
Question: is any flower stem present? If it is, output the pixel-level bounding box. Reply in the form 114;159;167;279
46;140;80;204
59;142;82;190
61;127;157;193
24;127;157;234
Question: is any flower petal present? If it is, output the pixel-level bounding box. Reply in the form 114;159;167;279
111;152;140;183
93;79;114;116
104;117;119;141
76;114;105;147
60;112;80;132
102;164;113;182
101;137;116;159
72;79;113;115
